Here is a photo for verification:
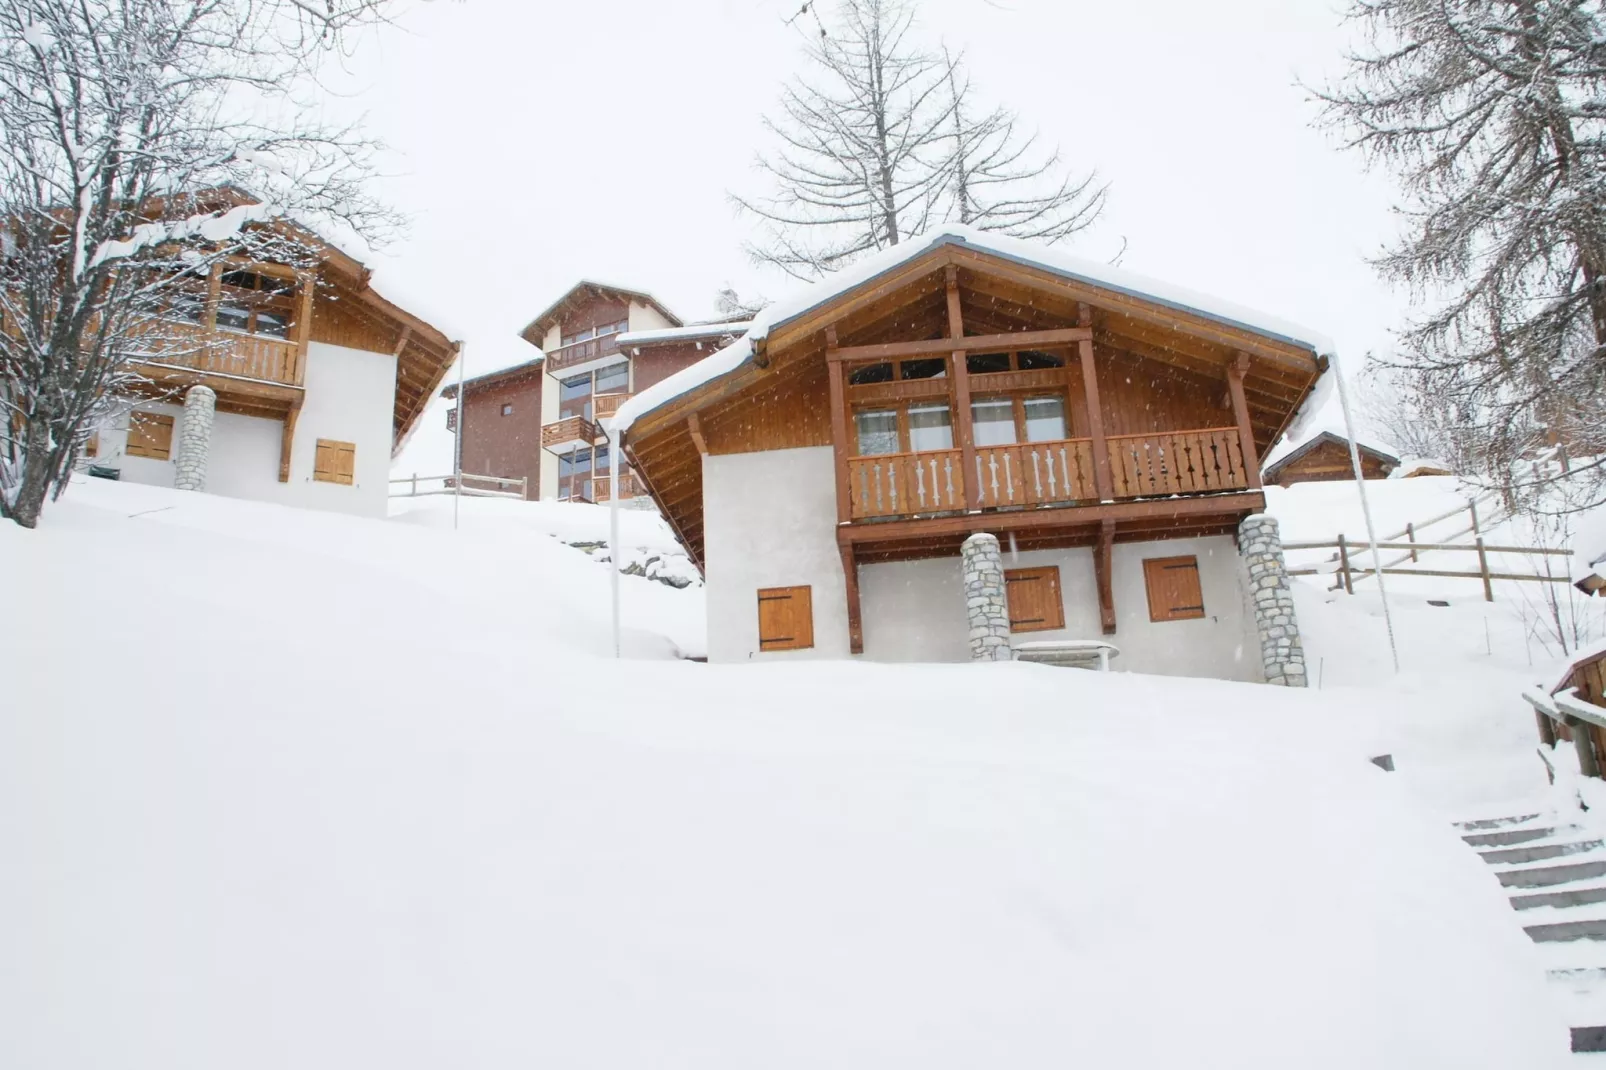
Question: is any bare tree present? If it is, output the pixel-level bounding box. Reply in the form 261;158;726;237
1310;0;1606;509
941;47;1106;240
735;0;1105;279
0;0;404;529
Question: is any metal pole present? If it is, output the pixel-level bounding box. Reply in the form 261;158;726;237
452;343;465;531
1333;355;1400;672
610;423;622;659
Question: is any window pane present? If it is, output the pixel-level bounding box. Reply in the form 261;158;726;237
971;399;1017;446
215;302;250;332
595;363;628;393
254;309;291;339
908;404;953;451
855;410;899;455
848;362;893;385
1018;350;1065;370
573;448;592;472
1024;397;1067;442
594;445;610;471
967;353;1011;375
559;375;592;401
900;357;947;380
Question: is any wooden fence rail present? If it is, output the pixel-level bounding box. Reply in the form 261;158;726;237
390;472;528;500
1285;535;1572;600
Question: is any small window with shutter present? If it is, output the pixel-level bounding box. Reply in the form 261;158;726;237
1005;566;1065;632
313;439;356;485
1144;556;1206;622
126;412;174;460
757;586;814;651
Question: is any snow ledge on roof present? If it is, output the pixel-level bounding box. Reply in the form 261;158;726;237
616;322;751;347
615;224;1336;438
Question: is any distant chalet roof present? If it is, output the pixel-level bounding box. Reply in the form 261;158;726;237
1261;431;1400;483
614;225;1336;438
518;280;682;346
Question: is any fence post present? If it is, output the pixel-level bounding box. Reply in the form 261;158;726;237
1577;721;1601;778
1405;522;1416;562
1469;498;1480;535
411;472;417;497
1337;533;1354;594
1476;534;1493;602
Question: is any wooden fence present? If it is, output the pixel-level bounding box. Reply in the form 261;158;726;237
390;472;528;500
1284;537;1572;601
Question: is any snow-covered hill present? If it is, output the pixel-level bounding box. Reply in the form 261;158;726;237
0;478;1578;1068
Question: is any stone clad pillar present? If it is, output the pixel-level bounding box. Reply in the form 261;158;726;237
961;532;1014;662
1239;514;1308;687
173;385;217;492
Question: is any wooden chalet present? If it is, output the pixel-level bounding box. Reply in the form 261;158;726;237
619;227;1328;676
91;190;457;516
1262;431;1398;487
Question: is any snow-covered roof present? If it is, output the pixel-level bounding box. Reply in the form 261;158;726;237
617;321;752;348
1571;506;1606;588
615;225;1335;437
1261;428;1401;478
442;337;547;397
1391;458;1454;479
520;280;682;342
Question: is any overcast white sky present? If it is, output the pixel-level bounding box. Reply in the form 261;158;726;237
339;0;1408;474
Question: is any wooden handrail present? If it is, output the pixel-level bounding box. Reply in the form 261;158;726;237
1104;426;1241;441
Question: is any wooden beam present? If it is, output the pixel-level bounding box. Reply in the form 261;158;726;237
687;411;708;456
841;543;864;655
1095;518;1116;634
825;326;852;524
838;491;1266;545
1078;303;1115;502
294;274;316;387
946;266;980;512
1227;352;1264;489
279;401;301;482
830;325;1093;365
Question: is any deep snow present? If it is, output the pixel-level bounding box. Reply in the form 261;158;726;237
0;477;1580;1068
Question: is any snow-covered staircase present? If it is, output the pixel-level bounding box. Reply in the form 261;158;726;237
1459;814;1606;1054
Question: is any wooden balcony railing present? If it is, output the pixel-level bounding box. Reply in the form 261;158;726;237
541;415;601;451
593;392;633;420
844;429;1253;522
593;468;647;503
974;439;1097;508
133;322;300;387
1108;427;1250;497
848;448;966;519
547;331;622;373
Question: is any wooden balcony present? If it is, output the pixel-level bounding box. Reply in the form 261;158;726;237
541;415;601;452
547;332;622;374
131;322;302;387
845;429;1250;523
592;468;647;503
593;391;633;420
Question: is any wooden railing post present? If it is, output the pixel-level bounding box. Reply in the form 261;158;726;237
825;327;852;523
1476;535;1494;601
1337;533;1354;594
945;266;980;512
1078;303;1114;502
1576;719;1601;778
1227;353;1262;489
1405;522;1416;561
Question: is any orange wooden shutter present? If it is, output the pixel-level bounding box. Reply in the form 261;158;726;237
313;439;356;485
126;412;174;460
1004;566;1064;632
1143;556;1205;622
757;586;814;650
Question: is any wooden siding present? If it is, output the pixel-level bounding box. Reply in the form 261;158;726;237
701;361;831;454
1271;438;1393;486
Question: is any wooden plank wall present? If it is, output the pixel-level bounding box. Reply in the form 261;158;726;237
701;361;832;454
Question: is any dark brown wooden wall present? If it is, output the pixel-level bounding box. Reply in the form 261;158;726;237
1273;440;1391;486
633;343;713;394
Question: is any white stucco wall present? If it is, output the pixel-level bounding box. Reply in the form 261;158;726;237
97;340;396;518
704;446;850;662
627;299;675;334
858;535;1261;682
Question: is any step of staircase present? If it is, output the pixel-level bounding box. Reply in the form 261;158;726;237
1481;840;1605;866
1526;919;1606;943
1464;826;1559;848
1499;860;1606;889
1513;887;1606;911
1457;813;1546;831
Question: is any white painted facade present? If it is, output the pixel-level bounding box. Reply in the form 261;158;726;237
97;340;397;518
702;445;1263;681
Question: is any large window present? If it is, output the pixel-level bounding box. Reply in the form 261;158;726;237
216;269;295;340
855;410;899;455
1023;397;1067;441
595;362;629;396
971;399;1017;446
561;319;629;348
907;403;953;451
558;447;593;501
972;395;1069;446
559;362;629;421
